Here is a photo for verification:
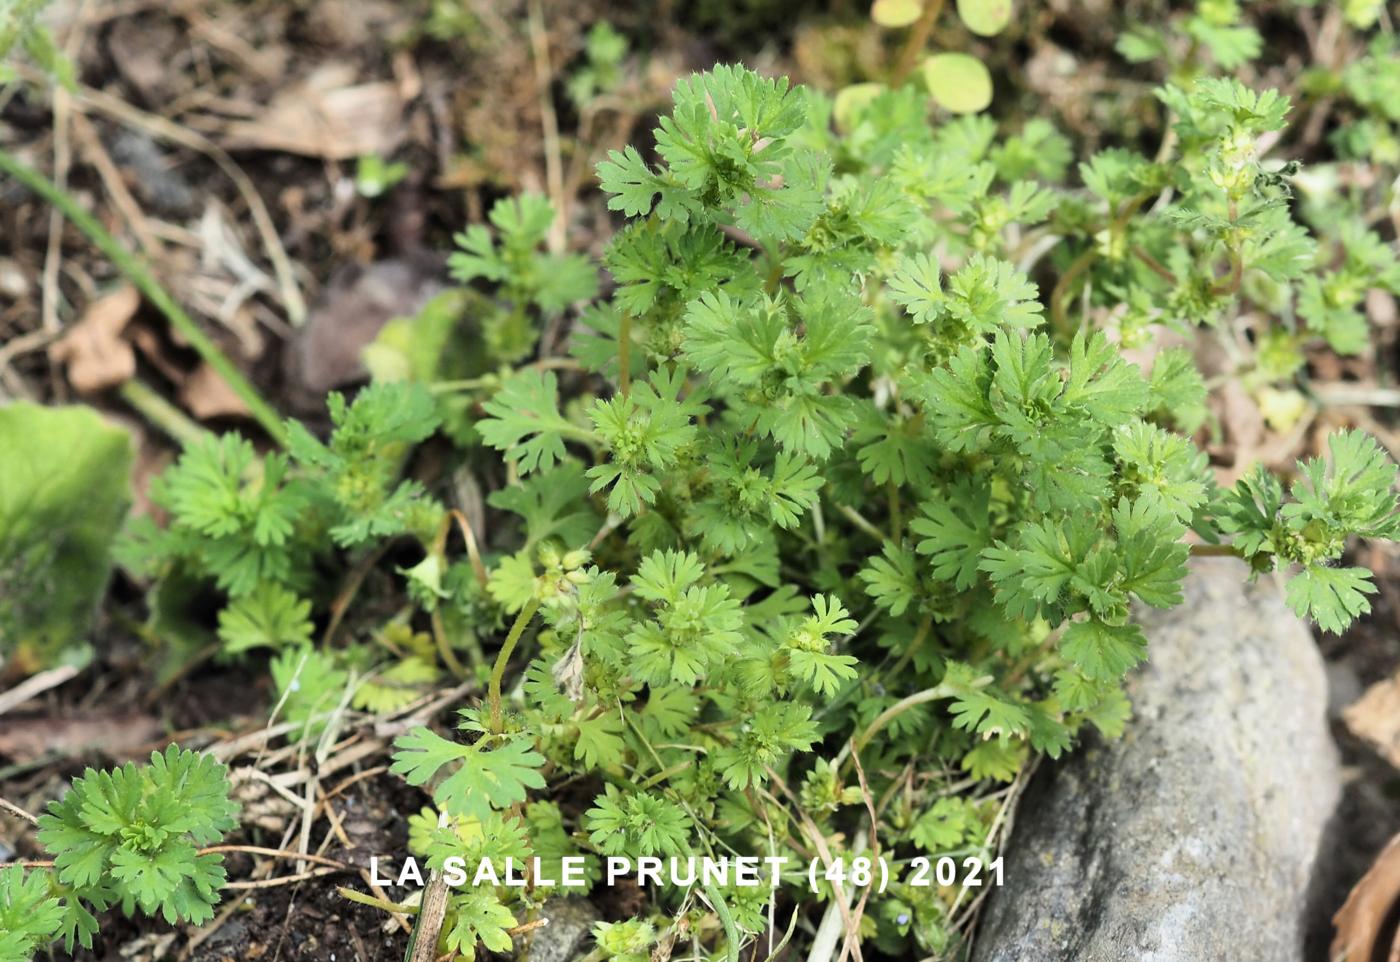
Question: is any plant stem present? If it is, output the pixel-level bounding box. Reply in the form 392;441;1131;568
1049;246;1097;335
431;607;470;681
843;682;956;764
1209;199;1243;297
837;503;888;543
1189;542;1241;558
891;0;946;87
1003;624;1065;687
337;886;419;915
490;598;540;733
882;613;933;682
117;379;207;447
887;478;902;545
617;310;632;397
0;147;288;446
1132;246;1177;284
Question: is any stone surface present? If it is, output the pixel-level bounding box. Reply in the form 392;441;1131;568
972;559;1341;962
517;897;601;962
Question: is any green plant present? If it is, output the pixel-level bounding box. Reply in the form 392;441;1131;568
0;746;238;960
356;153;410;198
449;193;599;362
92;62;1400;962
0;403;131;674
1052;78;1400;385
356;63;1397;960
0;866;65;962
116;382;446;656
1118;0;1263;73
0;0;72;86
567;22;628;107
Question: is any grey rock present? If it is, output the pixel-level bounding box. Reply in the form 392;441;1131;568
972;559;1340;962
516;897;600;962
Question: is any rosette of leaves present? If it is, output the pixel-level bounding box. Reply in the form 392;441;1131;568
0;746;239;957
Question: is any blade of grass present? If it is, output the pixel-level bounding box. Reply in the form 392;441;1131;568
0;146;288;446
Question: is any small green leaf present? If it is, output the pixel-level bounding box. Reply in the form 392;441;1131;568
390;729;547;821
1285;566;1376;634
871;0;923;28
921;53;993;114
1060;619;1147;681
956;0;1012;36
216;583;313;654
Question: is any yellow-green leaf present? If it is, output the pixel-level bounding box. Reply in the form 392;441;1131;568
871;0;923;28
833;83;886;133
0;403;131;673
956;0;1013;36
921;52;993;113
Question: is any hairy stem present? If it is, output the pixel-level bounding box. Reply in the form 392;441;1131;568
490;598;540;733
1049;246;1097;335
617;310;632;397
0;147;288;445
887;478;903;546
1209;198;1243;297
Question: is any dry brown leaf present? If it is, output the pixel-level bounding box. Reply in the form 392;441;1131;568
283;253;447;408
1217;380;1266;454
1368;289;1398;328
49;285;141;393
1334;834;1400;962
106;16;183;103
221;63;406;159
1344;671;1400;770
179;361;253;420
0;710;162;761
0;257;29;299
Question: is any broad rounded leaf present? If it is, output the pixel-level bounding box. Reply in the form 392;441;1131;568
921;53;993;114
956;0;1013;36
871;0;923;28
0;403;131;673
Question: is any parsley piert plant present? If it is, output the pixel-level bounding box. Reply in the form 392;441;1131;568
0;747;238;961
379;65;1399;959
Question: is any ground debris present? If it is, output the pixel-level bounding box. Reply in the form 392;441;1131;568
220;63;407;161
1343;670;1400;771
0;709;162;762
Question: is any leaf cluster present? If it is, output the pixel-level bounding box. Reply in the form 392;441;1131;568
0;746;238;959
112;53;1400;962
